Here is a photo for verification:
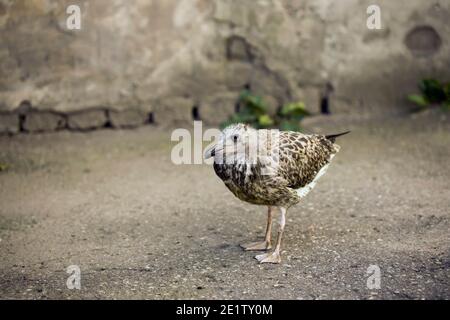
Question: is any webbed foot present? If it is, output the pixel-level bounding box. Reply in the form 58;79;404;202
255;251;281;264
240;241;272;251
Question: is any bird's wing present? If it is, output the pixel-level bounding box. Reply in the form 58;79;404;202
276;131;339;189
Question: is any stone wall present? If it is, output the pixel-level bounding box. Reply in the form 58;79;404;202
0;0;449;133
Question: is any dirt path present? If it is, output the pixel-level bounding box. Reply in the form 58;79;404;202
0;112;449;299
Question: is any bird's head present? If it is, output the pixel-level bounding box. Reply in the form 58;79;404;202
204;123;256;164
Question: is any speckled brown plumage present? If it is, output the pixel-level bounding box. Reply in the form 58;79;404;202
211;126;341;207
205;123;349;263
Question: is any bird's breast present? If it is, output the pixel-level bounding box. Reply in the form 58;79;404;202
213;162;291;206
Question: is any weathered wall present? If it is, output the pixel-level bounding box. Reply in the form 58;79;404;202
313;0;450;114
0;0;449;132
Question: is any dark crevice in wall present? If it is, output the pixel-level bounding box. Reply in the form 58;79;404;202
104;110;112;128
18;100;32;132
192;106;200;120
147;112;154;124
320;82;334;115
18;114;26;132
320;97;330;115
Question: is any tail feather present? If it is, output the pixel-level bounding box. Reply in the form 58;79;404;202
325;130;350;143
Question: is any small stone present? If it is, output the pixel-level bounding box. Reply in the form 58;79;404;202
0;113;19;134
23;112;66;132
67;110;107;130
108;110;147;128
273;283;284;288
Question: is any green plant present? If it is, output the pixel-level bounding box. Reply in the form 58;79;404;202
408;79;450;111
221;90;309;131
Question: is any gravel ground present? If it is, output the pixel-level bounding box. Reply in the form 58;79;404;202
0;111;449;300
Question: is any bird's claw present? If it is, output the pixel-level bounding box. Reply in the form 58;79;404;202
255;251;281;264
240;241;272;251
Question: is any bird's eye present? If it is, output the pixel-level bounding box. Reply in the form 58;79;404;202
232;135;238;143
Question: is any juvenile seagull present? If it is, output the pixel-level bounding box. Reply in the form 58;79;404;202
205;123;349;264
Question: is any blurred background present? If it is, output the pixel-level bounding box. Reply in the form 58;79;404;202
0;0;449;132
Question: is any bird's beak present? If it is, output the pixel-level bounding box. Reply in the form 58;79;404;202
204;145;215;159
